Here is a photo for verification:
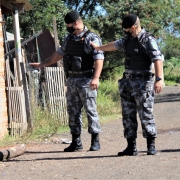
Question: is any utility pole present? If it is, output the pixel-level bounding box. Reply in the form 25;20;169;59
53;17;61;67
12;3;24;86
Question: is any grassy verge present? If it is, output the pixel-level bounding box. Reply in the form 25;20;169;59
164;75;180;86
163;65;180;86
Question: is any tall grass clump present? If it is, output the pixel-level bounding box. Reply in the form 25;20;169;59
28;106;69;139
97;78;120;115
97;66;124;116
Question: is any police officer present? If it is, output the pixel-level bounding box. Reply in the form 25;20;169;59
30;10;104;152
91;14;163;156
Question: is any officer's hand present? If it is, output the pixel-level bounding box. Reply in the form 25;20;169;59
90;78;99;90
29;62;41;69
154;81;162;93
90;41;100;51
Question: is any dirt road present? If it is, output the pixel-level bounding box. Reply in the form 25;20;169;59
0;86;180;180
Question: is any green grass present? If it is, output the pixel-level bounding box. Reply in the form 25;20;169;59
97;78;121;116
163;66;180;86
28;108;70;139
164;75;180;86
0;136;23;147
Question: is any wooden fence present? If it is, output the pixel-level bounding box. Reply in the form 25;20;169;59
44;67;68;124
5;58;68;137
5;59;27;137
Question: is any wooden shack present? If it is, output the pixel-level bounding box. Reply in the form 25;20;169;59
0;0;32;138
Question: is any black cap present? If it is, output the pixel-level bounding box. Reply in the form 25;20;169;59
64;10;80;24
122;14;137;29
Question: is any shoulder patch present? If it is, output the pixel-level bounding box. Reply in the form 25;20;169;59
150;40;158;49
92;38;100;46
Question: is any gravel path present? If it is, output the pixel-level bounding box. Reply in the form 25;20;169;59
0;85;180;180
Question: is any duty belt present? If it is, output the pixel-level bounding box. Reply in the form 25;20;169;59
68;70;92;74
123;72;154;79
68;70;93;78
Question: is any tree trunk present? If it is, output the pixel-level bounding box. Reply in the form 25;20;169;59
0;144;26;161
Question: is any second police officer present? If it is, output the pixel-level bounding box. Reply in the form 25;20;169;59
91;14;163;156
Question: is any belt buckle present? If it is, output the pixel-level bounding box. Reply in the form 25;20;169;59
72;71;80;74
125;73;132;79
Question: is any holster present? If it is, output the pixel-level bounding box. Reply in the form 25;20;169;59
63;55;72;70
71;56;82;71
63;55;72;79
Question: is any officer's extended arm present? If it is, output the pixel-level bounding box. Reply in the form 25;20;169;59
90;41;117;52
90;60;104;90
29;51;63;68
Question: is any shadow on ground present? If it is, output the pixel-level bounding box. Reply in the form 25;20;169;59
155;93;180;103
6;148;180;162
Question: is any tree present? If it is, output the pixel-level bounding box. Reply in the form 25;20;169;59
63;0;180;36
4;0;180;78
162;36;180;60
4;0;69;41
63;0;104;16
86;0;180;78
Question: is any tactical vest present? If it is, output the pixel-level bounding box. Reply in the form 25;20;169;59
124;32;153;71
63;30;94;72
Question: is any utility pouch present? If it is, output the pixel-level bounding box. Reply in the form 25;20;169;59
71;56;82;71
63;55;72;70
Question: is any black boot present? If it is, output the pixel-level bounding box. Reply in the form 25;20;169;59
118;138;138;156
64;134;83;152
89;133;100;151
147;137;156;155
